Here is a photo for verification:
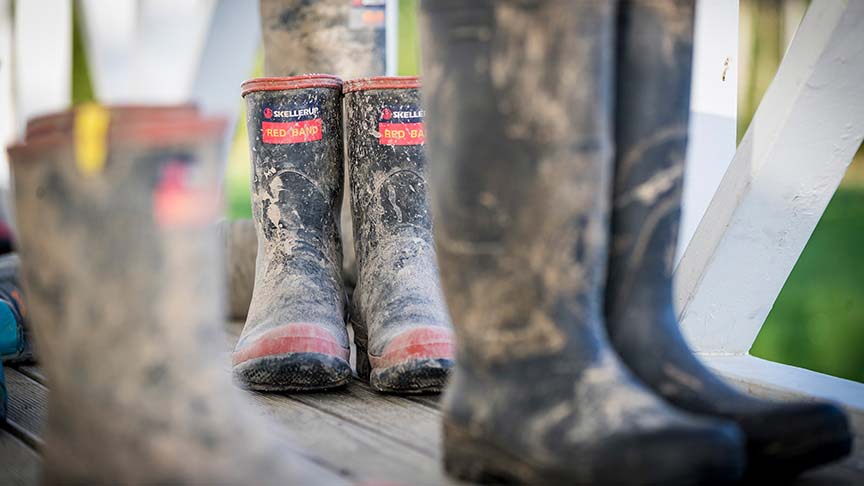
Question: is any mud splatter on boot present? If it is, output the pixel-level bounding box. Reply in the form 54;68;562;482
420;0;745;483
605;0;852;478
233;76;351;392
7;105;343;484
343;77;454;393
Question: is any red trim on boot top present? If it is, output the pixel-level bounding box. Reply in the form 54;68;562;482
233;323;349;365
368;327;455;369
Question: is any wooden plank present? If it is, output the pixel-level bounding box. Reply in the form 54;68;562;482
253;392;453;484
3;367;46;448
14;365;45;386
290;379;441;456
0;428;40;485
674;0;864;354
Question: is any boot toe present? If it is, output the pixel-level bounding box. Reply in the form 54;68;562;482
233;323;351;391
368;326;455;393
738;401;852;477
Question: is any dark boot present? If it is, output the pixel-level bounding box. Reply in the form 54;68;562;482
7;105;340;483
420;0;745;483
233;76;352;391
605;0;852;478
343;77;455;393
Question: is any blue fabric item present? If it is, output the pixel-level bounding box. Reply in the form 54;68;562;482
0;301;20;357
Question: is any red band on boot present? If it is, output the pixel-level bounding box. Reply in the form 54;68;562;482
241;75;343;97
232;323;349;365
369;327;455;369
342;76;421;93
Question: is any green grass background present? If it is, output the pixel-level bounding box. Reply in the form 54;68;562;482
73;0;863;383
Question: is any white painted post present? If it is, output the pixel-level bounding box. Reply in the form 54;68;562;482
189;0;260;156
78;0;217;105
674;0;864;355
676;0;738;263
385;0;398;76
77;0;137;103
129;0;216;104
0;0;15;223
12;0;72;131
1;0;14;153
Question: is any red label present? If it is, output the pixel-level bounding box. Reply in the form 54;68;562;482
262;119;323;144
378;122;425;145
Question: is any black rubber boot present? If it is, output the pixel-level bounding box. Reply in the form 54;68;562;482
7;105;342;483
605;1;853;478
343;77;455;394
420;1;746;483
233;76;352;391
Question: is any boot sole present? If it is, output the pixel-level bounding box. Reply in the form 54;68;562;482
369;357;453;394
233;352;352;392
443;421;744;485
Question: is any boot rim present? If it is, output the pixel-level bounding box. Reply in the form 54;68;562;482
342;76;421;93
8;106;226;157
241;75;343;97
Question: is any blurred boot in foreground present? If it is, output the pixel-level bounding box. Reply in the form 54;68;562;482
344;77;454;393
8;105;342;484
604;0;852;477
233;76;351;391
222;0;389;322
421;0;745;483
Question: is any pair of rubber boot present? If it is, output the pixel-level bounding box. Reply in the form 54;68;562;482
421;0;852;483
7;105;345;483
232;75;454;393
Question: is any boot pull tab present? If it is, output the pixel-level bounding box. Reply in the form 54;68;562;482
74;103;111;175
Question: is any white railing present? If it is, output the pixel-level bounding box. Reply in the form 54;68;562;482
678;0;864;459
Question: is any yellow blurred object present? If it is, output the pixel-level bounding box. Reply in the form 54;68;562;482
74;103;110;175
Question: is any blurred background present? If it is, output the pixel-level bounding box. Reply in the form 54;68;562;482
17;0;864;383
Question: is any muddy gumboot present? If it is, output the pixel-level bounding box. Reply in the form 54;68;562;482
343;76;455;393
420;0;746;483
604;0;852;477
7;105;341;483
234;75;352;392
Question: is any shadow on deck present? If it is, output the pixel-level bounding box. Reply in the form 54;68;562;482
1;322;862;484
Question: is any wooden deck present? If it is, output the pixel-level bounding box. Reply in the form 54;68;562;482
1;321;862;485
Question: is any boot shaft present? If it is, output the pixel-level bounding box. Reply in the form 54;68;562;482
260;0;386;78
7;106;227;400
242;76;345;254
421;0;617;370
605;0;694;328
343;78;431;258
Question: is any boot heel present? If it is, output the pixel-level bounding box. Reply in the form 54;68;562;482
443;421;526;484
